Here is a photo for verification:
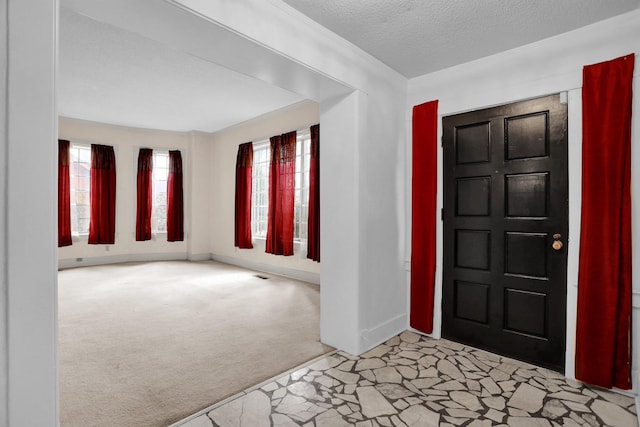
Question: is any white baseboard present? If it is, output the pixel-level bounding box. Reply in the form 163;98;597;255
360;313;407;354
58;252;188;270
210;253;320;285
187;252;212;262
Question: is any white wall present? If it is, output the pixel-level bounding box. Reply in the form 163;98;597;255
208;101;322;283
407;9;640;391
58;117;190;268
0;0;7;423
5;0;58;425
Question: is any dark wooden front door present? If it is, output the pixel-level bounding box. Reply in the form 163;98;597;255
442;94;568;372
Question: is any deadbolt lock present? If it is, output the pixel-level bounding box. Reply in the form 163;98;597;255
552;233;563;250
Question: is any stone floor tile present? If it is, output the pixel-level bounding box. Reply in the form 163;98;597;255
271;413;299;427
508;407;530;416
337;360;355;371
275;394;326;422
356;358;386;371
480;377;502;395
507;416;552;426
549;390;591;404
392;399;409;410
327;368;360;384
396;350;424;360
508;382;546;413
315;408;351;427
437;359;465;381
174;332;638;427
390;414;408;426
591;399;637;426
288;381;322;400
373;367;403;384
562;400;589;412
434;379;466;390
499;380;517;392
418;366;438;377
357;386;398;418
440;400;465;409
208;390;271;427
276;375;290;387
399;331;420;343
376;383;414;400
450;390;483;411
336;404;352;416
398;404;439;426
396;366;418;380
417;355;438;367
594;388;635;407
361;344;392;359
541;399;568;418
490;368;511;382
485;407;506;422
261;382;278;392
484;396;507;410
425;401;444;412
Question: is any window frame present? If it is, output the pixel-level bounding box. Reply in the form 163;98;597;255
151;150;170;235
250;128;312;246
69;142;92;236
251;141;270;240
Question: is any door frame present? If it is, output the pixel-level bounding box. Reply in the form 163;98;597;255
426;91;582;378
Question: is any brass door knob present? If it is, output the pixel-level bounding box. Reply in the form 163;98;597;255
552;240;563;250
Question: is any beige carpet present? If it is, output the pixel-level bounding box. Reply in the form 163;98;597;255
58;260;332;427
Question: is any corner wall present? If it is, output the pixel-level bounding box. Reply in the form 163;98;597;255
58;117;190;268
407;9;640;389
207;101;321;283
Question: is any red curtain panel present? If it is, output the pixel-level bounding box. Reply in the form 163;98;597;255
88;144;116;244
135;148;153;241
266;131;296;256
307;124;320;262
576;54;634;390
58;139;72;247
235;142;254;249
167;150;184;242
410;100;439;334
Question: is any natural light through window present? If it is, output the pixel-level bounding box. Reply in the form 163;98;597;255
251;129;311;243
69;143;91;235
152;151;169;233
252;143;270;239
294;131;311;241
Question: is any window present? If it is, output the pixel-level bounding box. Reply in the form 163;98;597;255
251;129;311;243
251;143;270;238
294;130;311;241
152;151;169;233
69;144;91;235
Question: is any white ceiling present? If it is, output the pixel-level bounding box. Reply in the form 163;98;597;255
280;0;640;78
58;8;306;133
59;0;640;133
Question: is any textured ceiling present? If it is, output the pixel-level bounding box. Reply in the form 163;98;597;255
58;8;305;133
59;1;640;132
280;0;640;78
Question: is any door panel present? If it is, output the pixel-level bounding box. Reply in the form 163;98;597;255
442;94;568;372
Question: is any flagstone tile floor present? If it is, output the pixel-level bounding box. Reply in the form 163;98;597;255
174;331;637;427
